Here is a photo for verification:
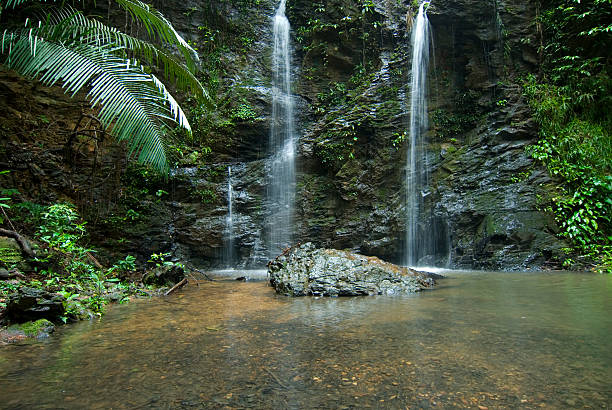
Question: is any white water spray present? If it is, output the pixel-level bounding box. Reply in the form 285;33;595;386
267;0;296;257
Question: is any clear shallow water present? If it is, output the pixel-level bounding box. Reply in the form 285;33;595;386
1;271;611;409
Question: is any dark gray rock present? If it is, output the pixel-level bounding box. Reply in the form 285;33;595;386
6;287;66;324
268;243;436;296
142;264;186;287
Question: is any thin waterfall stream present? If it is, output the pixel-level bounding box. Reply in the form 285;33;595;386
406;2;433;267
224;165;234;268
267;0;296;258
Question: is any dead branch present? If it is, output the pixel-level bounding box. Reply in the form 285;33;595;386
0;228;35;258
86;252;104;269
164;278;188;296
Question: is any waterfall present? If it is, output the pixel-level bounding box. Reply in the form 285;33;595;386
405;2;431;266
267;0;296;258
224;165;235;268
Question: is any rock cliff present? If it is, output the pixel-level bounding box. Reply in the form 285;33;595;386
0;0;569;270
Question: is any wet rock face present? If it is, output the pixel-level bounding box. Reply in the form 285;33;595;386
268;243;435;296
0;0;568;271
95;0;567;270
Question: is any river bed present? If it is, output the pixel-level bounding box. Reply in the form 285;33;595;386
1;271;610;408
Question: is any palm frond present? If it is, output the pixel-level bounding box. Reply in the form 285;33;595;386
1;31;193;172
115;0;198;70
1;0;213;173
42;7;210;104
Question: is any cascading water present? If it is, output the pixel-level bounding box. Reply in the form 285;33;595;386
224;165;235;268
405;2;432;266
267;0;296;258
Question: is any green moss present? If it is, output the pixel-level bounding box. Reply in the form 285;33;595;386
0;236;24;267
0;247;22;265
477;215;500;238
9;319;54;337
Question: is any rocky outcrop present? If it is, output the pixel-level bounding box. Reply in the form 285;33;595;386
268;243;436;296
142;264;186;287
5;288;66;324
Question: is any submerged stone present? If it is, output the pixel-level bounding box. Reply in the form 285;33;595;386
268;243;437;296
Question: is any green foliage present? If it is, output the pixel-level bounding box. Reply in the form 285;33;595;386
12;202;45;226
524;75;611;271
315;82;349;115
1;281;18;310
0;201;145;318
38;204;86;245
315;122;361;171
314;63;376;117
432;109;478;140
523;1;612;270
108;255;137;277
148;252;184;269
192;187;218;204
539;0;612;120
392;131;408;150
0;0;209;173
232;102;257;121
294;0;382;71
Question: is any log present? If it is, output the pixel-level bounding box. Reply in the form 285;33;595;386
164;278;188;296
0;228;35;258
185;265;215;281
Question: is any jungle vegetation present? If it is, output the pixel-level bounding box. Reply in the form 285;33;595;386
524;0;611;271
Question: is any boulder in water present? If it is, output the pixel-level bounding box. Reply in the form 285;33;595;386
142;264;186;287
268;243;437;296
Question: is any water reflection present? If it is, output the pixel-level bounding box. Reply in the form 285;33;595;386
1;271;610;408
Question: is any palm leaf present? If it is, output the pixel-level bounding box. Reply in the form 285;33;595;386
1;1;212;173
2;31;188;172
115;0;198;70
44;7;210;104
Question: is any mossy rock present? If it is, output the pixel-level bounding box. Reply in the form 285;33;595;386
142;264;186;287
1;319;55;342
12;319;55;337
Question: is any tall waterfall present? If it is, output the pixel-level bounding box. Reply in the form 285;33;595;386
224;165;235;268
267;0;296;257
405;2;432;266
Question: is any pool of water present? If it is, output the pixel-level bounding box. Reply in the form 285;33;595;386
1;271;610;408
